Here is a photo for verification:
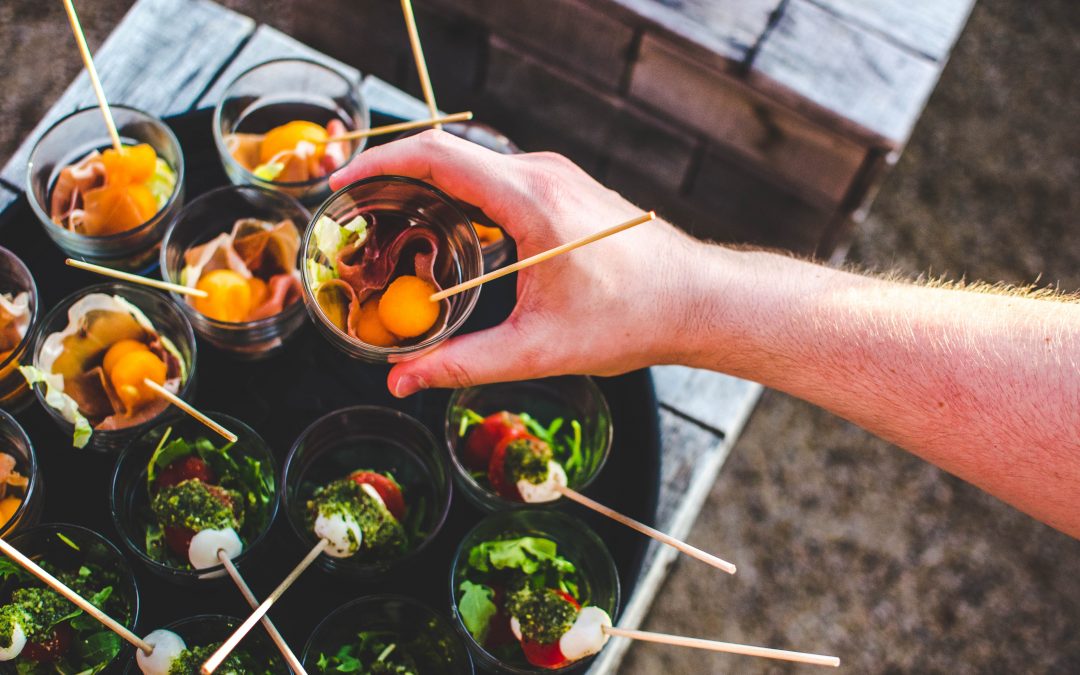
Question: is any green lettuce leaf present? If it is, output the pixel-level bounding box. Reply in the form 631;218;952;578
467;537;575;575
458;581;497;643
146;157;177;208
313;214;368;269
253;162;284;181
19;365;92;448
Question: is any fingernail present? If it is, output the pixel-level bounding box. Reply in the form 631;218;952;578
393;374;426;398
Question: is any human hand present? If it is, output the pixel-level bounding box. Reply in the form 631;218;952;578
330;130;708;397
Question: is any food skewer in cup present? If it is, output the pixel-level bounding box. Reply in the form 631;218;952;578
61;0;120;152
400;0;441;129
0;536;153;657
602;626;839;667
237;111;473;144
66;258;207;298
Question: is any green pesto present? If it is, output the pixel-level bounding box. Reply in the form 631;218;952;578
168;644;245;674
0;587;71;644
503;438;553;485
505;582;577;644
151;479;243;532
308;479;406;557
0;604;26;648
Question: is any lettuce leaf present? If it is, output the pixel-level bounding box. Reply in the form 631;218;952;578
458;580;497;643
19;365;92;448
467;537;575;576
253;162;284;181
313;214;368;271
146;157;177;208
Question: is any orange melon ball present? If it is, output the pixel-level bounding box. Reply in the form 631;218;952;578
194;269;253;322
109;349;167;411
103;338;150;375
377;275;440;339
357;298;399;347
259;121;328;163
0;496;21;527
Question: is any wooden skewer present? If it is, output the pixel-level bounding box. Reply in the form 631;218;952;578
0;537;152;654
322;111;473;143
603;626;840;668
430;211;656;302
61;0;122;152
142;380;238;443
400;0;441;129
217;550;307;675
201;538;328;674
66;259;209;298
555;484;736;574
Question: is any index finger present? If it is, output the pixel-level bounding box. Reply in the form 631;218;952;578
330;130;523;228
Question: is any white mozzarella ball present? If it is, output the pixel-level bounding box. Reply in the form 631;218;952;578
359;483;387;509
559;607;611;661
517;461;568;504
0;621;26;661
509;616;522;642
315;511;363;558
137;629;186;675
188;527;243;570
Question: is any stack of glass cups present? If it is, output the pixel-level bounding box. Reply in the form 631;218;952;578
0;246;39;409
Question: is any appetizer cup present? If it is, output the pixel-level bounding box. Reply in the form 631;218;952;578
122;614;287;674
0;247;39;410
445;376;613;512
213;57;369;205
0;410;43;537
5;523;141;674
110;413;279;585
26;105;185;271
450;510;620;675
300;176;483;363
160;185;310;359
27;283;197;453
282;405;452;578
302;595;474;673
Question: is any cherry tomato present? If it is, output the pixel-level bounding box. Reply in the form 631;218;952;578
164;525;196;557
463;412;528;470
488;435;551;501
520;639;570;670
348;471;406;520
22;624;73;663
156;456;216;489
554;589;581;610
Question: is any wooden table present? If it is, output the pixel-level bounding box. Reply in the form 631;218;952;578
0;1;762;672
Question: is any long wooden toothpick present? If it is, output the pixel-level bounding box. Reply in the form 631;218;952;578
201;538;328;674
66;259;208;298
400;0;441;129
603;627;840;667
0;537;152;654
322;111;472;143
142;380;238;443
430;211;656;302
61;0;122;152
555;485;736;574
218;551;306;675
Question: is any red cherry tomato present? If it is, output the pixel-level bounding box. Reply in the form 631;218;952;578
487;434;535;501
554;589;581;610
348;471;406;520
164;525;196;557
22;624;73;663
521;639;570;670
156;456;215;489
463;412;528;470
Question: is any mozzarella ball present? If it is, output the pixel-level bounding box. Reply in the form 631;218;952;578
137;629;186;675
509;616;522;642
559;607;611;661
517;461;568;504
315;511;363;558
0;621;26;661
188;527;243;570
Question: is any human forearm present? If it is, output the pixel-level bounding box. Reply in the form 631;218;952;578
681;246;1080;536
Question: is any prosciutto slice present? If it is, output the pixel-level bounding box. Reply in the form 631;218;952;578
226;119;351;181
336;223;442;302
49;150;107;231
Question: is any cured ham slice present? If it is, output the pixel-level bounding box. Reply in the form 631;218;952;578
336;221;443;301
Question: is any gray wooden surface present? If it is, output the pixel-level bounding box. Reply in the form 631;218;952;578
0;2;763;673
811;0;977;62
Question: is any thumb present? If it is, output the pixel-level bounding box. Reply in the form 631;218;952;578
387;322;540;397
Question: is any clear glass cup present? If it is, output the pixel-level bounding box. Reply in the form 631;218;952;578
25;105;186;272
0;246;40;410
449;510;620;675
109;413;279;585
445;376;613;512
28;282;198;453
212;57;369;206
300;176;483;363
302;594;474;673
282;405;452;579
122;614;287;674
397;122;520;271
160;185;310;359
0;409;43;537
7;523;141;674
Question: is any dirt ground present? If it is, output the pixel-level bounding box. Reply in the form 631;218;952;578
1;0;1078;673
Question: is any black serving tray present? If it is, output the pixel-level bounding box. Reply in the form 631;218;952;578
0;108;661;661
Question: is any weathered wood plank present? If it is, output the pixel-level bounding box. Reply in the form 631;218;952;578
811;0;976;62
196;24;360;110
0;0;254;188
653;366;764;438
751;0;942;147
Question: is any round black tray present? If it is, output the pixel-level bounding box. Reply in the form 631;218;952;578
0;108;661;661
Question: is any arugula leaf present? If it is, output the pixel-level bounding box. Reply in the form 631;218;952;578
73;631;122;671
458;581;497;643
145;522;166;562
467;537;575;575
57;533;80;551
0;557;29;583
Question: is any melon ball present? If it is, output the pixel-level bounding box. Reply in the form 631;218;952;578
102;338;149;375
356;298;398;347
194;269;253;323
109;349;167;411
377;276;440;339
